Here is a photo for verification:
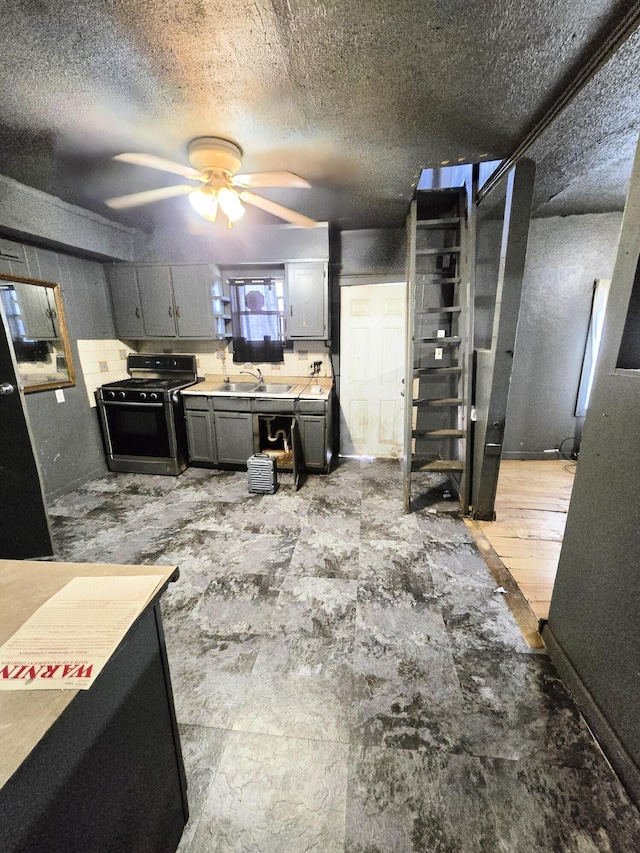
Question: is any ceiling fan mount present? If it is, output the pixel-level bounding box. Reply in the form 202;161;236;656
186;136;243;176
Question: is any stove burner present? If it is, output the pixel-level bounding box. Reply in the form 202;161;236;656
101;378;186;391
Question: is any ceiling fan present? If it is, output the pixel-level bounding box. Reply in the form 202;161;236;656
105;136;316;228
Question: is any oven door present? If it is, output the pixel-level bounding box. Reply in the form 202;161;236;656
98;399;176;460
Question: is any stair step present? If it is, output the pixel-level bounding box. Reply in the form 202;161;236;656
413;397;464;407
411;458;464;472
412;429;465;438
415;306;461;315
415;246;461;256
414;367;462;376
416;217;461;229
413;336;461;345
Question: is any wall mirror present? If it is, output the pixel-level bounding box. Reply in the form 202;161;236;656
0;273;76;393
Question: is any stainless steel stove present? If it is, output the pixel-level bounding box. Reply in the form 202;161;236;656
96;354;200;475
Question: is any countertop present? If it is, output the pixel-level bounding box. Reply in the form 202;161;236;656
182;374;333;401
0;560;177;790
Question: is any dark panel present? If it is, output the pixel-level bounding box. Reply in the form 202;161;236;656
0;604;188;853
0;314;52;559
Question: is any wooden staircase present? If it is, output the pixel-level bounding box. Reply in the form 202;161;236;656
403;188;471;511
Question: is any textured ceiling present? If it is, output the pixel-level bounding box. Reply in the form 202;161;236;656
0;0;639;233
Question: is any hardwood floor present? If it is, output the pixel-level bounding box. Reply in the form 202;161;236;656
469;459;575;625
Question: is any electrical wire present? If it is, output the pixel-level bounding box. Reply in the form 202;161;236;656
558;437;579;462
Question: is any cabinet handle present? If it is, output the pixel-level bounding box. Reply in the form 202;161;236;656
290;305;293;316
176;305;181;318
45;308;51;318
168;306;173;317
51;309;57;319
135;307;140;319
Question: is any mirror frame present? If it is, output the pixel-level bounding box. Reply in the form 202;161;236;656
0;272;76;394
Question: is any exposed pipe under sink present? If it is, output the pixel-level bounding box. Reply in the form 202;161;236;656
263;415;289;453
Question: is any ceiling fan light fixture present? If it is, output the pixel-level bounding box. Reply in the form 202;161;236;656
217;186;245;222
189;188;218;221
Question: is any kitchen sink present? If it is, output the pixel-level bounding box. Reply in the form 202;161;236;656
253;383;293;394
214;382;260;392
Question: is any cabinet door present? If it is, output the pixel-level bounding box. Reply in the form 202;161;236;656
185;409;217;464
286;262;328;339
170;265;216;338
0;237;27;275
298;413;328;470
137;266;176;337
108;266;145;338
214;411;255;465
14;282;57;339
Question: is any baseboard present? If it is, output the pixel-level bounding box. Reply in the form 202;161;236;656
501;451;557;460
46;464;108;502
542;624;640;810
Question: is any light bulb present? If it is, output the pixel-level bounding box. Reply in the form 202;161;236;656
189;189;218;221
217;187;245;222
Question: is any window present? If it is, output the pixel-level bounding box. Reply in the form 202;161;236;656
229;277;285;363
576;278;611;415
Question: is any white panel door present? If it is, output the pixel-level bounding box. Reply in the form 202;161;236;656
340;283;406;457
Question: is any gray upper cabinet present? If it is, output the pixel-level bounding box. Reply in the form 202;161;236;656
137;266;176;337
108;263;219;339
170;265;216;338
286;262;328;339
108;266;145;338
14;282;58;339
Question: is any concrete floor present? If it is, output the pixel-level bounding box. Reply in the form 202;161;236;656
49;459;640;852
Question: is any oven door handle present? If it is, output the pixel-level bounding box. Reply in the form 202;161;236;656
100;400;165;408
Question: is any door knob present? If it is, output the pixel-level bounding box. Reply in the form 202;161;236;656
0;382;15;395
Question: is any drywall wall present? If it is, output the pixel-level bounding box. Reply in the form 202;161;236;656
504;212;622;457
339;229;406;279
1;237;114;498
0;175;136;260
542;143;640;808
134;224;330;265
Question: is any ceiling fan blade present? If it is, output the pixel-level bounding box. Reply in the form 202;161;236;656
114;152;204;181
105;184;196;209
232;171;311;189
239;191;316;227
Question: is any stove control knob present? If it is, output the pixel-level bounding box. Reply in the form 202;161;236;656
150;392;158;400
107;391;115;399
118;391;126;399
139;392;147;400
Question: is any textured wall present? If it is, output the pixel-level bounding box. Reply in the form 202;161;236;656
542;145;640;806
504;212;622;457
134;224;329;265
339;229;406;279
1;237;114;497
0;175;136;260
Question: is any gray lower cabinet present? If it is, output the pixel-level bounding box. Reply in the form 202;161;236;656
184;398;217;465
298;414;328;470
214;411;255;465
185;393;332;475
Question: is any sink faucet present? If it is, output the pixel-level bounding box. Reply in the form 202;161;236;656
240;369;264;384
